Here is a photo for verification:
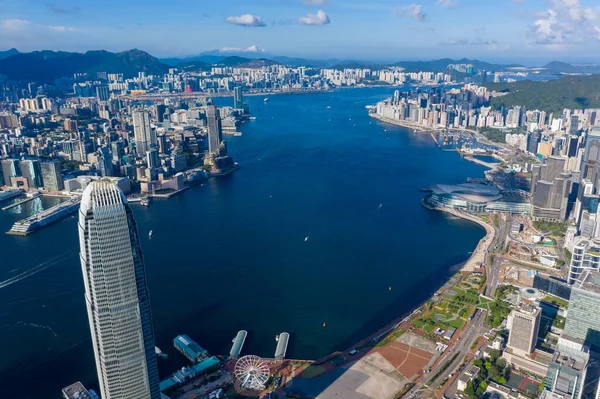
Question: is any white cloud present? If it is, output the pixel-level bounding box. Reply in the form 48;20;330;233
594;26;600;40
302;0;327;5
47;25;75;32
439;38;498;46
393;4;428;22
219;45;264;53
1;19;31;31
1;19;76;33
225;14;266;27
528;0;599;45
436;0;458;8
298;10;331;25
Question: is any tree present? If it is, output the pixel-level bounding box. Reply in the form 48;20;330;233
464;381;477;399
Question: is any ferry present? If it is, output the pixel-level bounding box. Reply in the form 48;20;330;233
7;198;80;236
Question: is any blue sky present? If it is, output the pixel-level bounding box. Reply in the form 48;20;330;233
1;0;599;64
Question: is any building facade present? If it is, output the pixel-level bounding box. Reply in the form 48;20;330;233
40;160;64;191
78;180;160;399
564;270;600;350
133;110;155;156
507;302;542;357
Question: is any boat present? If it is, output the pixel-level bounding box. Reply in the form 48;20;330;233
140;197;150;206
149;230;153;239
155;346;168;360
304;236;309;242
249;116;257;121
264;98;269;102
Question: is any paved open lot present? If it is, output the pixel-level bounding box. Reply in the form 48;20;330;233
286;352;405;399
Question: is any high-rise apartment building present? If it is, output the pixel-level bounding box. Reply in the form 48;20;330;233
40;160;64;191
78;180;160;399
206;105;222;155
132;110;156;156
507;301;542;357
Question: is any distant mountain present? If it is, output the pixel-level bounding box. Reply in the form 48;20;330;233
542;61;600;74
177;61;212;72
394;58;523;73
485;74;600;113
0;48;20;60
0;49;169;82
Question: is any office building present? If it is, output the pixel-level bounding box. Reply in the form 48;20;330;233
206;105;222;155
543;338;590;399
146;148;160;169
564;270;600;349
528;130;542;155
530;156;571;221
19;159;43;188
233;86;244;110
78;180;161;399
41;160;64;191
507;301;542;357
133;110;156;156
1;158;21;187
583;126;600;166
98;147;114;177
568;238;600;284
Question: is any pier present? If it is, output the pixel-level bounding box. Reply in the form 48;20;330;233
229;330;247;359
275;332;290;360
6;198;80;236
2;193;40;211
463;155;499;169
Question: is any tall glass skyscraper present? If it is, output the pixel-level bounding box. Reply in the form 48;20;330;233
78;180;160;399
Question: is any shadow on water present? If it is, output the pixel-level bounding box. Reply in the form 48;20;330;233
284;255;461;399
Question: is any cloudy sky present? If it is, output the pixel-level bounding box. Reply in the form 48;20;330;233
1;0;599;64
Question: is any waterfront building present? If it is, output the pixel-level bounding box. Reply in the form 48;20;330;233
133;110;156;156
233;86;244;110
567;238;600;284
206;105;222;155
40;160;64;191
1;158;20;187
426;183;531;214
62;382;100;399
173;334;207;363
78;180;160;399
19;159;43;189
507;302;542;357
563;270;600;350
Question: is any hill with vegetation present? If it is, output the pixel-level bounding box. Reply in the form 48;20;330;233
485;75;600;113
0;49;169;82
0;48;20;60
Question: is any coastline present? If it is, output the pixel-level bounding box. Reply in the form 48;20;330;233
369;112;438;133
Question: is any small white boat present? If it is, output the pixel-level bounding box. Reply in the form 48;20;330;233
264;98;269;102
305;236;309;242
149;230;153;239
378;203;383;209
249;116;257;121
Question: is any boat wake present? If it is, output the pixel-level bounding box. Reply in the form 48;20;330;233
16;321;58;337
0;254;71;290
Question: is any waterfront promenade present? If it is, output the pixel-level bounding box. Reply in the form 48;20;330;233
369;112;438;133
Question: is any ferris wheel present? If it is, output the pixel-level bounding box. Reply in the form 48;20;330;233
234;355;270;390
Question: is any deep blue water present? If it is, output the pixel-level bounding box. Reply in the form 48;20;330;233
0;87;486;398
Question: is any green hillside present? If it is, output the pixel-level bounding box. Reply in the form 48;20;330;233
485;75;600;113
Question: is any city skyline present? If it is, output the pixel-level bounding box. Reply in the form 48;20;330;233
1;0;600;63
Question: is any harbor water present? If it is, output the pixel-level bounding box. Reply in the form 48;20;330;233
0;87;486;398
